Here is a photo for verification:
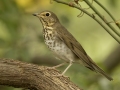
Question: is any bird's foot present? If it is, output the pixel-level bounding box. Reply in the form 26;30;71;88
52;74;63;77
51;74;69;78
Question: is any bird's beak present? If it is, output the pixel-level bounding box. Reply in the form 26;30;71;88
32;13;39;17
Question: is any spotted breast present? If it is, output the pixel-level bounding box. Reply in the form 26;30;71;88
43;26;75;62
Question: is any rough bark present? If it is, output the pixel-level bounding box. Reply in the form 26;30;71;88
0;58;81;90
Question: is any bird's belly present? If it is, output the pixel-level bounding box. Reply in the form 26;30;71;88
45;40;75;62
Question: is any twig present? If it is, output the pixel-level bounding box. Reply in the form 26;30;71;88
94;0;120;29
53;0;120;43
84;0;120;37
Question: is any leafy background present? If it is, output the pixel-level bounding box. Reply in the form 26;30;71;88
0;0;120;90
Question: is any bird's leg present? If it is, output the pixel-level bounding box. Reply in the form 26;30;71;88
51;61;73;77
61;61;73;75
52;63;66;68
45;63;66;70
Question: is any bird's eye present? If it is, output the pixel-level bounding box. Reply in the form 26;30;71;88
46;13;50;16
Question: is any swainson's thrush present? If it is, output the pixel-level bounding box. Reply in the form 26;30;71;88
33;11;113;81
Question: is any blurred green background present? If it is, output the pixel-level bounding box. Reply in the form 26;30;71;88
0;0;120;90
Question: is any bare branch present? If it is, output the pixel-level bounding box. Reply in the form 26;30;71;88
0;58;82;90
94;0;120;29
53;0;120;43
84;0;120;37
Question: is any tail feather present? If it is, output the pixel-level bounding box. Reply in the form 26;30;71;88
93;63;113;81
87;56;113;81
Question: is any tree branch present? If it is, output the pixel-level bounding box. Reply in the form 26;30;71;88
0;58;81;90
94;0;120;29
84;0;120;36
53;0;120;44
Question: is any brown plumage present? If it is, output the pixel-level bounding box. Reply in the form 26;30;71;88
33;10;113;81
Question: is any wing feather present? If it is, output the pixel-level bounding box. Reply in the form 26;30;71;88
56;25;113;80
57;26;94;69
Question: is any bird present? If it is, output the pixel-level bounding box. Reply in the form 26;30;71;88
33;10;113;81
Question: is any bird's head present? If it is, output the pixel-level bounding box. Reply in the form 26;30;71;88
33;11;59;27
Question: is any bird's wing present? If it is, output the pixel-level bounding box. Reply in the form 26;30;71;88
57;26;94;70
56;25;113;81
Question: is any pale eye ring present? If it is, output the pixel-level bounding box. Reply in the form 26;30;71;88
46;13;50;16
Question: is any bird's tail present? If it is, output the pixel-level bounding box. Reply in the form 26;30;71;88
92;63;113;81
86;56;113;81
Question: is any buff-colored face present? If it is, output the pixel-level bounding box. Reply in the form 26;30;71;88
33;11;59;26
